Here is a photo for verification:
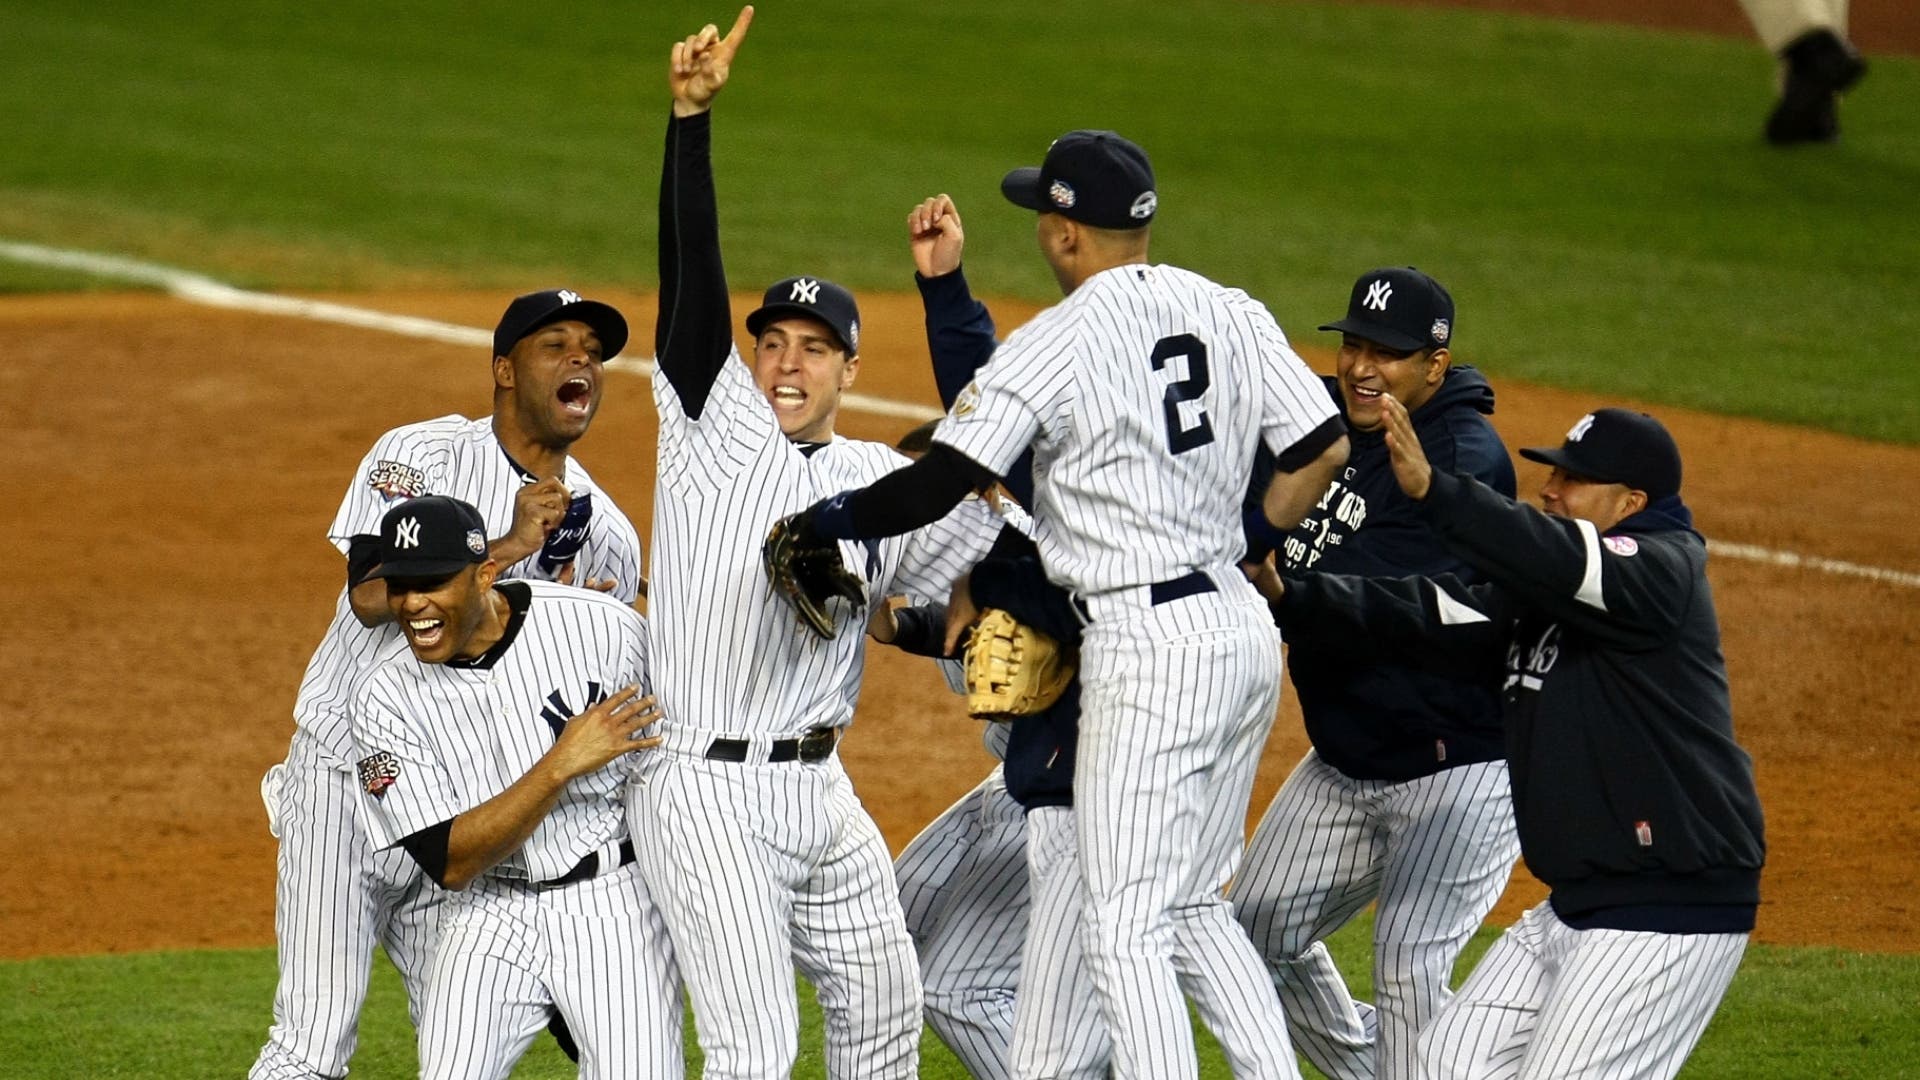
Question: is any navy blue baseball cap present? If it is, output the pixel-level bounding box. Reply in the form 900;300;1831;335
1520;408;1683;499
1001;130;1158;230
745;276;861;355
1320;267;1455;354
367;496;491;581
492;288;629;362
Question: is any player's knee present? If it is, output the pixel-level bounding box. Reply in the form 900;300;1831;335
1413;1007;1483;1080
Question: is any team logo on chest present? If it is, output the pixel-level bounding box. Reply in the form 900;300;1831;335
538;682;609;739
357;751;401;798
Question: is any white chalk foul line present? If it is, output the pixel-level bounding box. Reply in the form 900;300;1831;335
7;240;1914;586
0;240;943;423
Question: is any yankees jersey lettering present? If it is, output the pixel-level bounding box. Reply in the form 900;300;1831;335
649;355;998;737
352;581;646;880
935;264;1337;593
294;415;642;765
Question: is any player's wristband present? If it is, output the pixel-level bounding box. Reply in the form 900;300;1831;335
808;493;858;540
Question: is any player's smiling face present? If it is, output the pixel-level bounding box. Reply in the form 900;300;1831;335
1335;335;1446;432
500;320;605;447
753;316;859;443
1538;467;1645;532
384;563;498;664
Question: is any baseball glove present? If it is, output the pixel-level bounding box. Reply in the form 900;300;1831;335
763;512;866;640
965;607;1075;721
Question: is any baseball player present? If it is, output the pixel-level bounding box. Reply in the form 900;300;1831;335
1257;397;1765;1079
1741;0;1867;143
787;132;1350;1078
251;289;642;1079
635;11;999;1077
877;418;1032;1080
1230;268;1521;1080
349;495;679;1078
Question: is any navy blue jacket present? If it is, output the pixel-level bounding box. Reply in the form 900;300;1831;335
1278;369;1514;781
1274;474;1765;925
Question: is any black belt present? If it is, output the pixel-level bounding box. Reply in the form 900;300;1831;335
705;726;839;764
1149;571;1216;605
536;838;636;889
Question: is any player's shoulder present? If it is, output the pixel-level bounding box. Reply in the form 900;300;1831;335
522;579;644;626
370;413;483;449
353;633;426;702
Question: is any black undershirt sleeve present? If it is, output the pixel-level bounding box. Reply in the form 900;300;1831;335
840;443;999;538
345;534;381;589
397;819;454;888
889;603;953;658
1272;414;1349;473
654;111;734;421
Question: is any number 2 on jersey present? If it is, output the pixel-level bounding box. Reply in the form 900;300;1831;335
1151;334;1215;455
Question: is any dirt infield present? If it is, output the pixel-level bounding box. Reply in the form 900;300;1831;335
0;285;1914;961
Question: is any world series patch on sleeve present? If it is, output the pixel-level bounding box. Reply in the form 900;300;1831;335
357;752;401;798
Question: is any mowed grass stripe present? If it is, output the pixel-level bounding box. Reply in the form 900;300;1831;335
3;916;1917;1078
1;1;1916;438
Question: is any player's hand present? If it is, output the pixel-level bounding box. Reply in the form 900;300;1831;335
1240;552;1285;604
1381;394;1432;501
908;194;965;279
547;685;665;780
670;6;754;117
943;573;981;657
500;478;570;564
555;562;619;594
867;596;906;644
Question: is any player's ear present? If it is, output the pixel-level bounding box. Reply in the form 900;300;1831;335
476;558;500;592
1426;347;1452;385
492;353;516;390
839;351;860;390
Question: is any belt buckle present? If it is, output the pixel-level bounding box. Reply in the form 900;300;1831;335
797;726;837;762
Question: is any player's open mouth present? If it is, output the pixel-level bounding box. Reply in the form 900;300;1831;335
1349;385;1383;401
771;386;805;407
558;377;593;415
407;618;445;647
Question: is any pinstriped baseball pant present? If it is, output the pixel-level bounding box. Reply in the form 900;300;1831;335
1073;587;1299;1080
1233;751;1520;1080
1417;901;1748;1079
250;736;441;1080
895;766;1030;1080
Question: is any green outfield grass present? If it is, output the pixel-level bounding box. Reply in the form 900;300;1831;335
2;1;1917;439
3;915;1915;1078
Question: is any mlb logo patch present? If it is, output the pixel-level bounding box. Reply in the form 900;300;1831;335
1634;820;1654;847
358;752;401;799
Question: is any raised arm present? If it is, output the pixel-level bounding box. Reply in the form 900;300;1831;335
654;7;754;418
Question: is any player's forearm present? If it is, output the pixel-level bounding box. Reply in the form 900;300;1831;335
655;110;733;418
810;444;994;540
1262;433;1350;531
918;267;998;409
441;763;573;890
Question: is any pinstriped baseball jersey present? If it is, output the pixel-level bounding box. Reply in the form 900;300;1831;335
294;415;642;764
650;355;999;735
935;264;1335;593
351;581;645;882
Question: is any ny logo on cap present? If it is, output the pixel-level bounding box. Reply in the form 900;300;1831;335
1363;280;1393;311
790;278;820;304
558;289;581;305
395;517;422;548
1567;414;1597;442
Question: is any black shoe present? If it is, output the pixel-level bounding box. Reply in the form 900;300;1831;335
1766;29;1867;145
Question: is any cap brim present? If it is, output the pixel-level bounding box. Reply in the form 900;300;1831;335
744;303;855;354
365;559;474;583
1318;318;1428;353
556;300;629;362
1000;166;1047;212
1517;446;1614;483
